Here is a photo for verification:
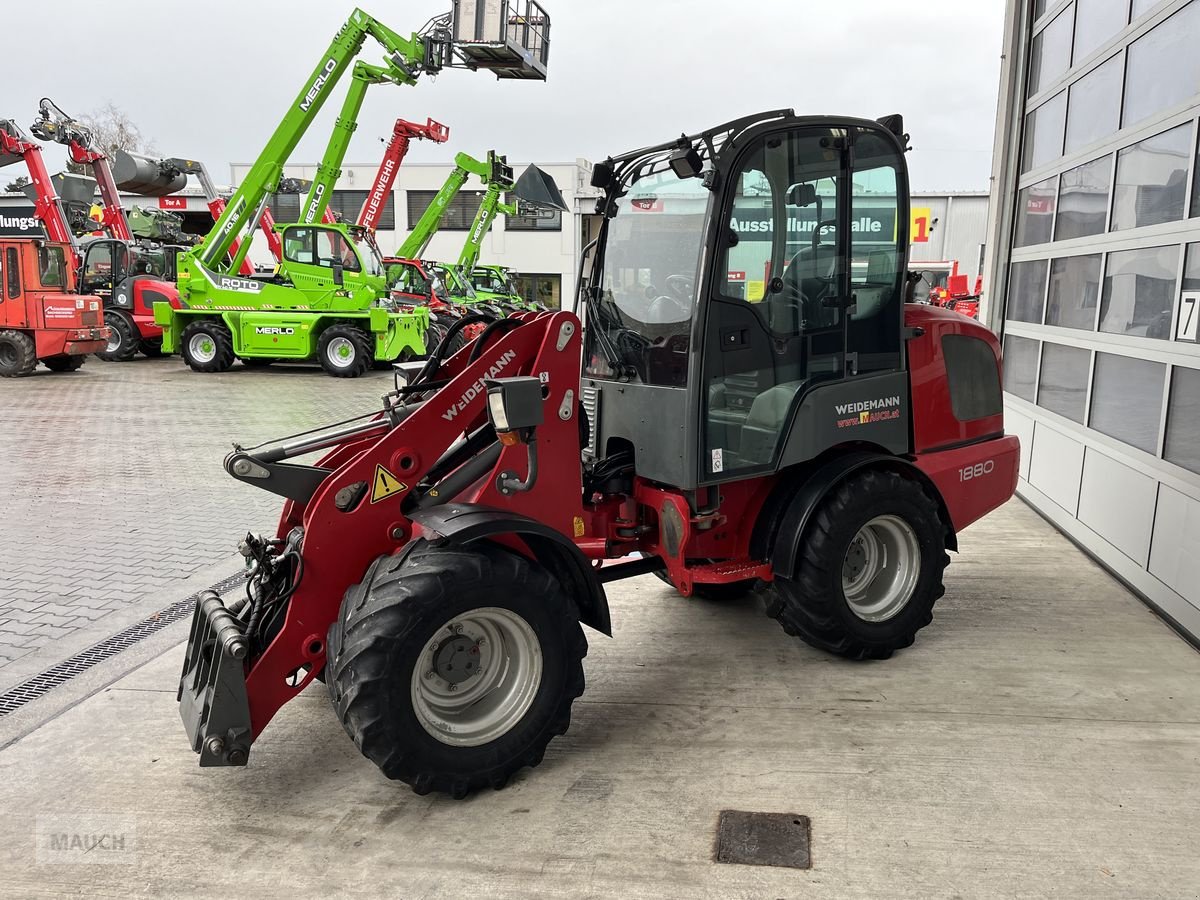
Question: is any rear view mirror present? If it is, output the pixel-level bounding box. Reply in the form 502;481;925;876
786;183;818;207
590;161;613;190
331;261;345;286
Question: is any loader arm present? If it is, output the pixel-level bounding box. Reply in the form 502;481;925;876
457;181;517;271
189;8;436;277
394;151;498;260
357;118;449;235
0;119;81;267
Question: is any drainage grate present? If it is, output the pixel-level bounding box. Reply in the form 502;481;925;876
716;810;812;869
0;570;247;717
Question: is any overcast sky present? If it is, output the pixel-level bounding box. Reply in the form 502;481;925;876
0;0;1004;192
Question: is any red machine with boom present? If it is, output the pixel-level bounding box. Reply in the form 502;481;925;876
0;119;108;376
357;117;449;236
179;111;1018;800
30;99;183;361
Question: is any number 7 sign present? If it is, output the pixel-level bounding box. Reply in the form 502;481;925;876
1179;291;1200;342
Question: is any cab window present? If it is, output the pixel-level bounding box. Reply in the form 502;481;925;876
6;247;20;299
37;245;66;287
283;228;361;272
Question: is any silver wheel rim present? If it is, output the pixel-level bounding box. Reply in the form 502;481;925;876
841;514;921;623
327;336;355;368
411;607;543;748
106;328;122;353
189;333;217;364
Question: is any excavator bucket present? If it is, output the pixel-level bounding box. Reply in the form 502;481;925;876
514;163;567;212
112;149;188;196
452;0;551;80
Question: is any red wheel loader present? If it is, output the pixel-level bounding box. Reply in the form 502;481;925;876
179;110;1019;798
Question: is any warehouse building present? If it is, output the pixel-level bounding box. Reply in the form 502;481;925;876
985;0;1200;640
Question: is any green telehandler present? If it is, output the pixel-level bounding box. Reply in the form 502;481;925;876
155;3;553;377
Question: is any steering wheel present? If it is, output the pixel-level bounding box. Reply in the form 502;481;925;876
665;274;693;300
646;293;691;324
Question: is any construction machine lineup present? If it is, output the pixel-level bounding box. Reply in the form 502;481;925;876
2;1;1021;803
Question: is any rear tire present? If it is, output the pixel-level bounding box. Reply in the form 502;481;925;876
0;330;37;377
41;354;85;372
180;320;235;373
327;541;587;799
317;324;373;378
139;338;166;358
96;310;138;362
763;470;949;660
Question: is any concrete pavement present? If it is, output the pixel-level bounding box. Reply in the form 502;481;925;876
0;499;1197;898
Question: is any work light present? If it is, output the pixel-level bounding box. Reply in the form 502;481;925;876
485;376;544;444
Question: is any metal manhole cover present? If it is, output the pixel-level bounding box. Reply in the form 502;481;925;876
715;810;811;869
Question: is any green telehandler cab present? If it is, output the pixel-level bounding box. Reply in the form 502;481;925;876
154;3;552;377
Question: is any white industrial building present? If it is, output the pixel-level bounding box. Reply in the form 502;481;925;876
985;0;1200;642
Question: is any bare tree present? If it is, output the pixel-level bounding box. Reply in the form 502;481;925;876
3;175;30;194
65;103;157;174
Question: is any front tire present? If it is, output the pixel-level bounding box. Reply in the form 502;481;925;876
96;310;138;362
139;338;166;358
763;470;949;660
317;324;373;378
180;320;235;373
0;330;37;377
41;354;85;372
327;541;587;799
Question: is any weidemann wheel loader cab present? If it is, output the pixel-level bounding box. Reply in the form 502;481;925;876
585;111;916;484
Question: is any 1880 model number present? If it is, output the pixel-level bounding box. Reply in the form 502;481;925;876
959;460;995;482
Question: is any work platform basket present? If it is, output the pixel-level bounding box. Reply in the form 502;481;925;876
452;0;551;80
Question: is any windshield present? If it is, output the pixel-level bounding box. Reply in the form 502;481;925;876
471;269;509;293
352;233;382;276
435;264;477;300
585;170;712;383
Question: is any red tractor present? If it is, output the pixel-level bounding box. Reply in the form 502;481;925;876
179;111;1019;798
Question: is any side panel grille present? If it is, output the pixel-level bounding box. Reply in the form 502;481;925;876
580;384;600;456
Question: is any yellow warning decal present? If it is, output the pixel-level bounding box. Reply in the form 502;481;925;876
370;465;408;504
572;516;585;538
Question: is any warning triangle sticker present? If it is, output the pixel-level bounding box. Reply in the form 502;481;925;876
370;464;408;504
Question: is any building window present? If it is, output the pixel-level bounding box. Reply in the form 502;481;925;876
1055;155;1111;240
1064;55;1123;154
1122;0;1200;129
1110;124;1192;231
406;189;486;231
1046;253;1101;329
1003;334;1040;401
1072;0;1129;62
1015;176;1057;246
1163;365;1200;474
1099;245;1178;338
1022;92;1067;173
1037;342;1091;422
269;192;301;223
1007;259;1049;323
1089;352;1166;452
1029;6;1074;95
504;193;562;231
329;190;395;230
1131;0;1164;18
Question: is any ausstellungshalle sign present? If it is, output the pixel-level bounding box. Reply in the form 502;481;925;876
729;207;897;242
0;205;45;237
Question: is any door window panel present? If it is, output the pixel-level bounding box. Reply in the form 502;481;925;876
1064;55;1123;153
1029;7;1074;95
704;126;855;475
1164;366;1200;474
1055;155;1111;240
1015;176;1058;247
1002;334;1040;402
1122;0;1200;128
1007;259;1049;323
5;247;18;299
1022;92;1067;173
1099;245;1178;339
1110;124;1191;231
1037;342;1091;422
1045;254;1101;329
1089;352;1166;452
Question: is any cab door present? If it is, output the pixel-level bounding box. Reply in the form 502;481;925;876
279;225;362;306
698;123;910;482
0;244;26;328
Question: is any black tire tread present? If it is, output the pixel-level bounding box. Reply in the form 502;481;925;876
180;320;235;373
41;354;85;372
0;330;37;377
96;310;139;362
318;324;373;378
327;542;586;798
764;469;949;661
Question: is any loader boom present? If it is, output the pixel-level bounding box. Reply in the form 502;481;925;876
0;119;81;266
358;117;449;235
394;150;510;260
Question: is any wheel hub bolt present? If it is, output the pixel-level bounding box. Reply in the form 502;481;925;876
452;624;463;634
425;670;436;680
447;683;457;692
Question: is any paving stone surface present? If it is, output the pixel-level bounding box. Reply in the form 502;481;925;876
0;357;395;678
